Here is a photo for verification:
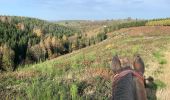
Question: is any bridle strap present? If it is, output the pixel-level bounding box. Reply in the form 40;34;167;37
132;71;144;83
113;70;144;84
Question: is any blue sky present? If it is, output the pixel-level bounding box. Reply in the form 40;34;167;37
0;0;170;20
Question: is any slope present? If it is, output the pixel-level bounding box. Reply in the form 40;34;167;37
1;26;170;99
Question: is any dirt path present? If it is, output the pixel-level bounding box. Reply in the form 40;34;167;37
157;51;170;100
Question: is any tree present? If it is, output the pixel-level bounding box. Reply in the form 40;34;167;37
33;28;44;37
39;40;48;59
44;36;53;58
28;44;47;62
51;37;61;56
2;44;15;71
61;35;70;54
0;47;3;70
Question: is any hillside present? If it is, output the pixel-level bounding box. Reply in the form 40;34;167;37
0;16;108;71
1;26;170;99
0;16;147;71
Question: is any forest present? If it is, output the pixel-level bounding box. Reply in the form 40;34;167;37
0;16;107;71
1;16;169;72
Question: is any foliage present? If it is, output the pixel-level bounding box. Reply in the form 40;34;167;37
146;18;170;26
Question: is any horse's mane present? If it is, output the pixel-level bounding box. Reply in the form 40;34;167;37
112;73;136;100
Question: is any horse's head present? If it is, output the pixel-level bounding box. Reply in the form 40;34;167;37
111;55;147;100
111;54;145;75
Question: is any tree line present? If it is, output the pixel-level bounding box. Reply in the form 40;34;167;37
105;20;148;33
146;18;170;26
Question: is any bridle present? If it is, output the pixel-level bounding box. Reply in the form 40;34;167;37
113;69;145;85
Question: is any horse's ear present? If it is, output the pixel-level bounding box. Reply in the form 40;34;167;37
111;55;122;73
133;54;145;74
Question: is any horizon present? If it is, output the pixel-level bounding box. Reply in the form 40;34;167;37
0;0;170;21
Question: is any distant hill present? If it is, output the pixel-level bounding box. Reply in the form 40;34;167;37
0;16;80;37
56;19;141;37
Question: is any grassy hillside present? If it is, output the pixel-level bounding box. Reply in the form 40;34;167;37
1;26;170;99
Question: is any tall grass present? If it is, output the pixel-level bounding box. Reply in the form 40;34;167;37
24;77;75;100
70;84;78;100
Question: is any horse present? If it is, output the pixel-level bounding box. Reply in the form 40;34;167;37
111;55;147;100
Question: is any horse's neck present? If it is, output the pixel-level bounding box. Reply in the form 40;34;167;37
112;72;147;100
112;73;135;100
133;76;147;100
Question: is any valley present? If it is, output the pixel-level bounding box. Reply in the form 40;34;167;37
1;17;170;99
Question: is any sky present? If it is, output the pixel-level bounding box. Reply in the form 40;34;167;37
0;0;170;20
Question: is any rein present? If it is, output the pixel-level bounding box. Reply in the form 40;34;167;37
113;69;144;84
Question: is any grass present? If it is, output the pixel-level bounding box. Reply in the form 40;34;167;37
155;79;166;89
146;79;166;90
153;51;167;65
70;84;78;100
25;77;70;100
1;28;170;99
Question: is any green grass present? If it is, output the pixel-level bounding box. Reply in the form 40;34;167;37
153;51;167;65
70;84;78;100
155;79;166;89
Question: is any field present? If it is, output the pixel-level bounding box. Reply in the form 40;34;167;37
1;26;170;100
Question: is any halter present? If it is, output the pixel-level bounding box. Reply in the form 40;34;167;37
113;69;144;84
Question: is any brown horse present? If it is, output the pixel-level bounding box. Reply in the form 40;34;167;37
111;55;147;100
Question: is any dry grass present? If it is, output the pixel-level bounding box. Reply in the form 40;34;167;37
0;70;38;80
82;68;114;81
156;51;170;100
